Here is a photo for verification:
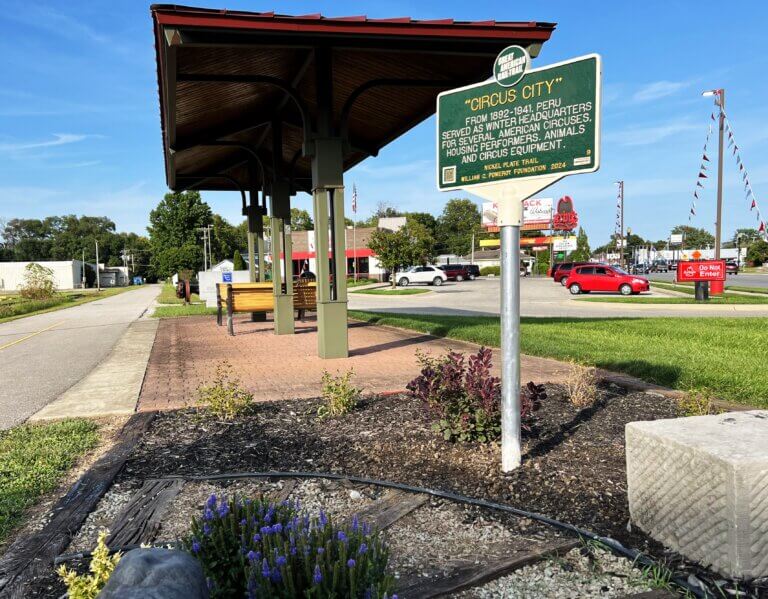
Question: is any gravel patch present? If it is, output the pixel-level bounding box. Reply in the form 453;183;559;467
458;546;653;598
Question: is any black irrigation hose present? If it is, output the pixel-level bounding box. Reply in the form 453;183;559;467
55;470;708;597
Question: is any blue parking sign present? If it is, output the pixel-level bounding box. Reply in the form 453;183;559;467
222;271;232;282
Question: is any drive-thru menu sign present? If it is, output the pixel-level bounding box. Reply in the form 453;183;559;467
677;260;726;282
437;54;600;191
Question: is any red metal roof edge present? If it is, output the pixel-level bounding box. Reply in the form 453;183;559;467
150;4;556;39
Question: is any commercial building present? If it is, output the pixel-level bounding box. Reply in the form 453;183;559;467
0;261;130;291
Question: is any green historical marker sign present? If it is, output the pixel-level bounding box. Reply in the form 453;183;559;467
437;54;601;191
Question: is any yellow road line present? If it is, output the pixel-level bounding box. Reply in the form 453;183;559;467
0;320;65;351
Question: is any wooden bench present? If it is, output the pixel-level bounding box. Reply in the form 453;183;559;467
216;281;317;335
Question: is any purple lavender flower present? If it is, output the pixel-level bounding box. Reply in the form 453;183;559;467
203;508;214;522
252;533;261;543
290;547;297;556
358;543;368;555
247;550;258;561
261;558;270;579
218;502;229;518
347;558;356;568
191;540;201;554
260;526;271;536
271;523;283;534
318;509;328;528
240;518;247;527
312;565;322;585
206;494;217;509
276;555;287;567
351;515;359;532
337;531;347;542
203;523;212;536
317;547;325;555
270;567;282;583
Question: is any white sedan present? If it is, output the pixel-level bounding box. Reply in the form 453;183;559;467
393;266;448;287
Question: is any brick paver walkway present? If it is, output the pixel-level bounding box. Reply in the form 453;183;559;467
138;315;577;412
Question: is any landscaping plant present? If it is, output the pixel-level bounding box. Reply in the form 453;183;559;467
407;347;543;442
58;530;120;599
19;262;57;300
317;369;361;419
563;363;599;408
185;494;395;598
197;360;253;420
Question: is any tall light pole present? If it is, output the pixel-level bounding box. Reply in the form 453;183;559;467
702;89;725;260
95;240;101;292
615;181;624;268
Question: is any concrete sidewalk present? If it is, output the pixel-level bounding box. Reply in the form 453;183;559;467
30;318;159;421
137;314;576;412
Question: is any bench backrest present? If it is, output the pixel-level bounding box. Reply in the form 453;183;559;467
293;281;317;309
218;283;274;312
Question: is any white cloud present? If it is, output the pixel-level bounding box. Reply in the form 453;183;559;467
632;80;690;103
0;133;88;152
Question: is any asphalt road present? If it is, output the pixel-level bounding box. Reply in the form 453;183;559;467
0;285;159;430
348;276;768;319
649;271;768;289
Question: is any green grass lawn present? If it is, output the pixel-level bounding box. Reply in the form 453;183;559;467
0;419;99;542
724;284;768;295
346;278;378;288
349;310;768;407
153;304;218;318
351;288;431;296
652;279;768;296
577;294;768;304
158;282;201;304
0;287;136;324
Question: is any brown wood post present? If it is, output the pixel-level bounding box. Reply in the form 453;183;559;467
216;285;222;326
226;284;234;336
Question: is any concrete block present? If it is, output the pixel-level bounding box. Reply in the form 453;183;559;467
626;411;768;579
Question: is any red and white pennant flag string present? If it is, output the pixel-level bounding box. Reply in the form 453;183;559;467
614;186;621;237
723;112;766;238
687;113;714;222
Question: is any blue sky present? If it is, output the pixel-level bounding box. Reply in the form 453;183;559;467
1;0;766;246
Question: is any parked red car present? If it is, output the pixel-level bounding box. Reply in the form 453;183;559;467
565;264;650;295
552;262;594;285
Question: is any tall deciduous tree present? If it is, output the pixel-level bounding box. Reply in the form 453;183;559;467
290;208;314;231
368;220;435;287
435;198;481;256
671;225;715;249
568;227;591;262
148;191;212;279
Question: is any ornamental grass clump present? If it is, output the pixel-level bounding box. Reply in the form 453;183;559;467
185;494;395;599
407;347;544;442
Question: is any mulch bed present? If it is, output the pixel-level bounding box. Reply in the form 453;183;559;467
25;385;766;597
124;385;674;549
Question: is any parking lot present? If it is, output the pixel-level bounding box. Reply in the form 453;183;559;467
348;275;768;318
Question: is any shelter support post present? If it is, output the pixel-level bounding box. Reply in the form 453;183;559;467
246;202;267;322
270;181;294;335
311;138;348;358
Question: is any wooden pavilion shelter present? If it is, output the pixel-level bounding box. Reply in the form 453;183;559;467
151;5;556;357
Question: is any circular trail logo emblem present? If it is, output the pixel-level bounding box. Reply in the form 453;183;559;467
493;45;529;87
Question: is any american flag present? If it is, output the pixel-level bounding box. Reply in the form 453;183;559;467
352;183;358;214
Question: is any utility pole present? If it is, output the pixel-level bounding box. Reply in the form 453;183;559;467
470;231;475;266
95;240;101;292
81;248;86;288
616;181;624;268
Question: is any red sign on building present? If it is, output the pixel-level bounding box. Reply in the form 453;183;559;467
676;260;726;282
552;196;578;231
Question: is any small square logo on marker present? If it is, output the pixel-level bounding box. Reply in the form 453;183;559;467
442;166;457;185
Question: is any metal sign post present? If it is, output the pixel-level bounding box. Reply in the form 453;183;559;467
437;51;601;472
